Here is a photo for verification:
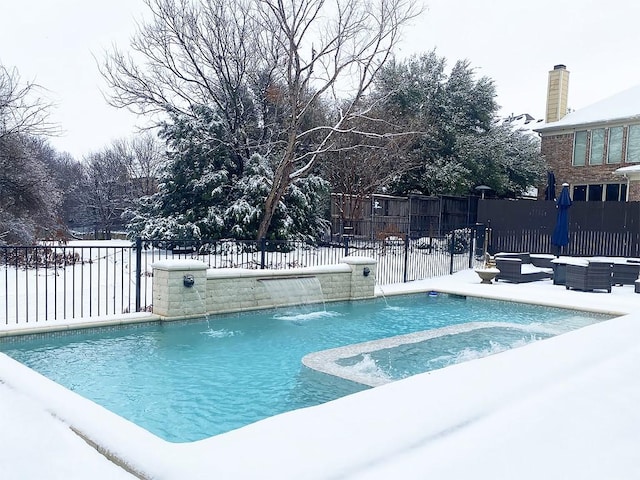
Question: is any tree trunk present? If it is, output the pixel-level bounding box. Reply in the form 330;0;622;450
256;158;292;240
256;128;298;240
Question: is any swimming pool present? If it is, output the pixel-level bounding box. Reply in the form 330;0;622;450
0;293;610;443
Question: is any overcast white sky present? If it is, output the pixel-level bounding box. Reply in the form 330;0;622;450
2;0;640;159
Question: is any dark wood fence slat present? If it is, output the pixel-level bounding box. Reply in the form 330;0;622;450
480;199;640;257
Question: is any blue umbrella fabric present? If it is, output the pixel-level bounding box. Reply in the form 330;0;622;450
551;184;572;254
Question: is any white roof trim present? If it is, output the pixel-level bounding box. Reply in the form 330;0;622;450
613;165;640;181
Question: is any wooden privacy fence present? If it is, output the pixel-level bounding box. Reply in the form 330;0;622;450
489;229;640;257
479;199;640;257
330;193;477;240
567;230;640;257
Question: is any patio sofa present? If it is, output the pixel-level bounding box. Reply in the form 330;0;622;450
586;257;640;286
494;253;553;283
565;258;613;293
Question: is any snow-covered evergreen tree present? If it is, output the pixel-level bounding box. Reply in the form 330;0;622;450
373;51;545;197
125;106;234;239
125;106;329;241
227;154;329;241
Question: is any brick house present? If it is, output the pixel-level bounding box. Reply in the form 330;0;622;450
534;65;640;201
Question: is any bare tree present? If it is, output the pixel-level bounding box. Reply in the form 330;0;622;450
77;135;166;238
0;65;63;243
80;150;132;239
111;134;166;196
0;65;59;140
102;0;421;239
323;111;423;227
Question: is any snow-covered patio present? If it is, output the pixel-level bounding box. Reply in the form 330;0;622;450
1;268;640;479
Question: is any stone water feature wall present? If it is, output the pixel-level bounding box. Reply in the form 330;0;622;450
151;256;377;319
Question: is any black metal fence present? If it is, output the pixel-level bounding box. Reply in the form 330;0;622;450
1;229;478;325
1;242;137;325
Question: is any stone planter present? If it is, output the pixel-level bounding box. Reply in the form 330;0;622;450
474;267;500;284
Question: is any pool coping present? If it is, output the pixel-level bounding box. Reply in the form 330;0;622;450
0;312;161;338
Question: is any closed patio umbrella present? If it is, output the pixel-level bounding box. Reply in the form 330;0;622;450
551;183;572;256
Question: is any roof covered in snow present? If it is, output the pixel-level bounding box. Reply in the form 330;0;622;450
497;113;543;139
535;84;640;132
500;113;544;129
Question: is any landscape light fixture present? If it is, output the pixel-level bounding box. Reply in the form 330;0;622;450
475;185;491;200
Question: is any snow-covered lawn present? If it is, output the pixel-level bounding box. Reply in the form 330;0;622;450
1;269;640;479
0;240;141;325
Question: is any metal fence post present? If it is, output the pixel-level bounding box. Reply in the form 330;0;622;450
135;237;142;312
468;226;475;268
449;229;455;275
344;237;350;257
260;238;266;269
403;235;409;283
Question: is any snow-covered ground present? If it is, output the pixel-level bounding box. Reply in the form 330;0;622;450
2;269;640;479
0;240;144;324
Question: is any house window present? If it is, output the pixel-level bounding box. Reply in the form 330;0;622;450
572;185;587;201
589;128;604;164
607;126;623;164
573;131;587;166
627;125;640;163
572;183;627;202
605;183;627;201
588;184;603;201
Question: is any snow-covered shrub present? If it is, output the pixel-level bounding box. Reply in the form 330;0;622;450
445;228;471;254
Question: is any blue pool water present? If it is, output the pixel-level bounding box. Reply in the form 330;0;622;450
0;294;610;442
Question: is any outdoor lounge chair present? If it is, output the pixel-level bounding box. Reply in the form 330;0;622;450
586;257;640;286
565;259;613;293
494;253;553;283
612;261;640;286
550;256;572;285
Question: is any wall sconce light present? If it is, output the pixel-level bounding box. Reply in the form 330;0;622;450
363;266;370;277
183;274;195;288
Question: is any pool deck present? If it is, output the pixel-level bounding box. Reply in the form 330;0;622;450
1;269;640;479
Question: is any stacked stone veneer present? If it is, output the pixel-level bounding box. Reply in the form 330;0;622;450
152;256;376;319
151;259;209;318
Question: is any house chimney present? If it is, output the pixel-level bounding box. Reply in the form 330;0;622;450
545;64;570;123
